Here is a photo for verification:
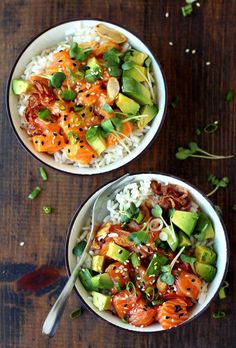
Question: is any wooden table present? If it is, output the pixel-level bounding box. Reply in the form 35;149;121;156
0;1;235;347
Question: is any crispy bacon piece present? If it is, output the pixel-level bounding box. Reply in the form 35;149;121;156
150;181;192;211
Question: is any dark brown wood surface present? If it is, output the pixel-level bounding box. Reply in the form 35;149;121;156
0;1;235;347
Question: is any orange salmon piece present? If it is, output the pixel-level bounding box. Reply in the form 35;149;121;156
129;299;157;327
32;133;65;153
157;298;188;330
175;271;202;300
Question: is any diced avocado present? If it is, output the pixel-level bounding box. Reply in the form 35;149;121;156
123;65;147;82
12;79;30;95
116;93;140;115
146;253;168;276
122;77;153;106
131;253;141;268
92;291;112;311
87;57;100;68
78;269;95;291
178;231;192;248
86;126;106;156
137;104;158;129
106;242;130;263
124;49;148;66
194;212;215;241
92;255;105;273
162;226;179;252
195;262;217;282
172;211;199;237
91;273;113;289
194;245;217;265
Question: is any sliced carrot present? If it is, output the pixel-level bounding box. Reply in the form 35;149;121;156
157;298;188;330
175;271;202;300
32;133;65;153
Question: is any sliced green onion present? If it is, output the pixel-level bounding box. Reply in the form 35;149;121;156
121;317;129;324
42;206;52;214
39;167;48;181
70;307;83;319
218;281;229;300
126;281;136;294
152;299;164;305
204;121;219;134
212;311;226;319
195;127;201;136
114;282;123;292
170;96;180;109
28;186;41;200
145;287;155;301
226;89;235;102
181;4;193;16
72;240;87;256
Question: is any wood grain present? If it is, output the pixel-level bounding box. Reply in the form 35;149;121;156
0;1;235;347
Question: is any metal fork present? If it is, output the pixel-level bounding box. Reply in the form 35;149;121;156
42;173;133;337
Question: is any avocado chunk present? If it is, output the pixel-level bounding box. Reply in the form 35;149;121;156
92;255;105;273
116;93;140;115
194;212;215;241
137;104;158;129
92;291;112;311
78;269;95;291
178;231;192;247
124;49;148;66
162;226;179;252
123;65;147;82
172;211;199;237
194;245;217;265
195;262;217;282
91;273;113;289
122;77;153;106
86;126;106;155
131;253;141;268
106;242;130;263
12;79;30;95
146;253;168;276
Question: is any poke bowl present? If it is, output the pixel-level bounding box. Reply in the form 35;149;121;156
66;173;229;332
6;19;167;175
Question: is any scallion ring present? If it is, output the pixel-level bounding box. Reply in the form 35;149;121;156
126;281;136;294
203;121;219;134
145;287;155;301
212;311;226;319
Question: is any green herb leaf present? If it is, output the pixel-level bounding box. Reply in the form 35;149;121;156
225;89;235;103
128;230;150;245
188;142;199;153
42;206;52;214
61;89;77;101
160;272;175;285
180;254;196;272
212;311;226;319
107;65;122;77
103;48;121;64
72;240;87;256
85;66;102;83
37;108;51;121
51;72;66;88
144;57;152;67
151;204;163;218
181;4;193;16
69;42;91;61
111;117;122;133
121;61;135;71
70;307;83;319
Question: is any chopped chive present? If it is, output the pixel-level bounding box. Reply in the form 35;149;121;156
195;127;201;136
225;89;235;102
232;204;236;211
181;4;193;16
42;206;52;214
204;121;219;134
39;167;48;181
28;186;41;200
69;307;83;319
170;96;180;109
212;311;226;319
218;281;229;300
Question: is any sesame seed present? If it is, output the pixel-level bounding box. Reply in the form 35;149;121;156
206;61;211;66
165;12;169;18
196;2;200;7
185;48;190;53
192;49;196;54
19;242;24;246
169;41;173;46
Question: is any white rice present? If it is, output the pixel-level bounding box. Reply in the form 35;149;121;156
18;23;152;168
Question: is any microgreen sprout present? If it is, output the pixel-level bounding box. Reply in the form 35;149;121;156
160;246;185;285
180;254;196;273
69;42;91;61
207;175;230;197
175;142;234;160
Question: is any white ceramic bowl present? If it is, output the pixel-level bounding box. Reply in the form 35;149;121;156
65;173;229;332
6;19;167;175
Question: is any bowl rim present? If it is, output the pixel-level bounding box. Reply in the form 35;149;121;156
5;18;168;176
64;171;230;332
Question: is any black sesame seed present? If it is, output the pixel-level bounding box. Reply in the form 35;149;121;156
186;287;191;291
58;59;63;62
118;250;123;254
68;149;71;153
72;63;76;67
79;128;83;132
53;132;57;136
174;305;182;313
71;57;76;60
124;304;127;308
43;134;46;137
92;154;95;158
80;145;84;148
64;116;68;121
79;140;84;143
165;316;170;319
58;141;61;145
68;123;70;128
179;313;184;318
143;308;147;312
65;140;69;144
113;266;117;270
81;113;85;117
86;93;90;97
79;90;83;93
191;279;196;283
41;141;44;145
35;140;38;144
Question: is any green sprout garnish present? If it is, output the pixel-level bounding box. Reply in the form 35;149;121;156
160;246;185;285
207;175;230;197
69;42;91;61
175;142;234;160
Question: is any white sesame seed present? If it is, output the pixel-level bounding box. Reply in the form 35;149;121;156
196;2;200;7
165;12;169;18
192;49;196;54
185;48;190;53
206;61;211;66
169;41;173;46
19;242;24;246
